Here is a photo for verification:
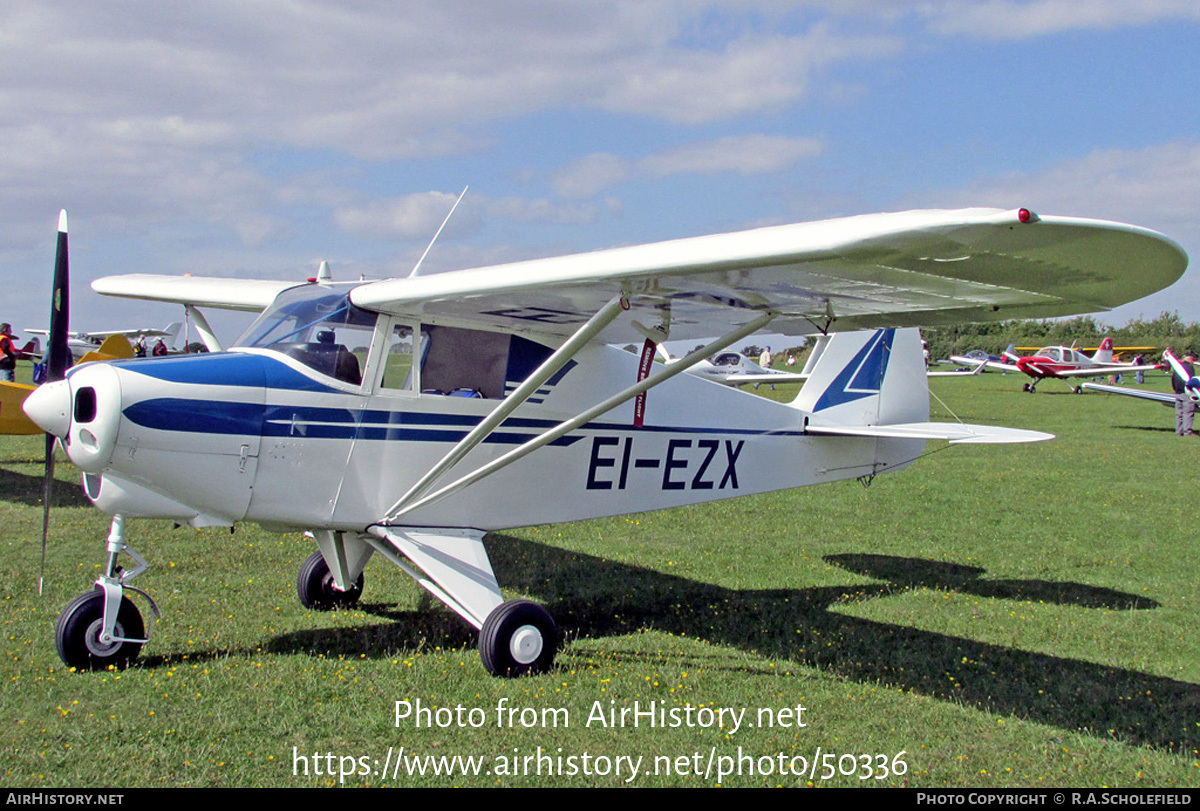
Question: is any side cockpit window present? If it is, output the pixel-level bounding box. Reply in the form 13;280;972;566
234;285;377;385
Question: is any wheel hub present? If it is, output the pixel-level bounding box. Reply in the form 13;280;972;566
509;624;544;664
84;618;124;657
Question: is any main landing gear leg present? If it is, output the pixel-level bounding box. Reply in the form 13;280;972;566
365;527;560;677
55;515;160;670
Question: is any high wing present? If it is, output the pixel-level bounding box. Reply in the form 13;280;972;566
91;209;1187;345
1079;383;1174;404
347;208;1186;343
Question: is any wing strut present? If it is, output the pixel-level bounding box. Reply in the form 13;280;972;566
385;294;628;517
382;309;777;522
184;305;223;352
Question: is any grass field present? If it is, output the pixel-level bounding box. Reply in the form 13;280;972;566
1;371;1197;788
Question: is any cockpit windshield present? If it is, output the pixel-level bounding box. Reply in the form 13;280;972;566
234;284;378;385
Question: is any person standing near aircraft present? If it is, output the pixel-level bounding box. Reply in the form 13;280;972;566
756;346;775;390
0;323;16;382
152;339;168;356
1171;350;1197;436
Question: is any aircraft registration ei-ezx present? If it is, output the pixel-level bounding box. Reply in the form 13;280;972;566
22;206;1188;676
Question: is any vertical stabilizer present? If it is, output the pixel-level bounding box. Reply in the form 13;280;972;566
1092;337;1115;364
793;328;930;426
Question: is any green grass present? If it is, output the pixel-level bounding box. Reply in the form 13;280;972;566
1;373;1198;787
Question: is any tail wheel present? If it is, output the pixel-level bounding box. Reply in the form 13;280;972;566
297;551;363;610
56;591;144;671
479;599;558;677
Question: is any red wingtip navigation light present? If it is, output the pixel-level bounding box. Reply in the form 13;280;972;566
1017;208;1037;224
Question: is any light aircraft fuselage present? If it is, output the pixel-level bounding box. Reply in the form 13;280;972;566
55;283;921;533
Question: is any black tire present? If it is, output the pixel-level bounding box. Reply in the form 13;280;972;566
297;551;363;610
55;591;144;671
478;599;557;677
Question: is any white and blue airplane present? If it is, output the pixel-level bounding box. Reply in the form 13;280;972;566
23;207;1187;676
658;347;810;387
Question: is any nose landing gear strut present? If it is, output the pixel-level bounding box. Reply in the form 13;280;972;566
55;515;160;670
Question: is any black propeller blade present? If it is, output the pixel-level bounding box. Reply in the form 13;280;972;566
39;210;70;595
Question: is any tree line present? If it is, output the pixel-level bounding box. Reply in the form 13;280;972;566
734;312;1200;368
920;312;1200;363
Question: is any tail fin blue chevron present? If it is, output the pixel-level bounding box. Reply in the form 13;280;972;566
793;328;930;426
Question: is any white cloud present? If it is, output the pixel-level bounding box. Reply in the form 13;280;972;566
0;2;890;165
335;191;479;241
922;0;1200;39
640;135;824;177
553;135;824;199
334;190;598;240
552;154;633;200
596;25;900;123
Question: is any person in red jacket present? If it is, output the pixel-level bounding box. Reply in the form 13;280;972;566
0;323;16;382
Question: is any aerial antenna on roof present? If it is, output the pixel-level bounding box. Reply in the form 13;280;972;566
409;186;468;278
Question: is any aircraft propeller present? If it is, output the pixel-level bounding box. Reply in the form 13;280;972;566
37;210;71;595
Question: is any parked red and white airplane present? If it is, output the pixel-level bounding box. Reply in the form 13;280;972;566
950;338;1161;393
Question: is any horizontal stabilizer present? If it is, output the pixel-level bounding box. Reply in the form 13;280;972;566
805;421;1054;444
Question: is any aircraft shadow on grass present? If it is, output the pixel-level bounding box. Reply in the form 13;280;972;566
0;466;92;508
257;536;1194;752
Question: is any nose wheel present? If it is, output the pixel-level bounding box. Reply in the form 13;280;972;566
478;599;558;677
297;551;364;610
55;591;144;671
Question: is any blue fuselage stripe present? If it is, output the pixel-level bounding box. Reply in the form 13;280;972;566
122;397;804;444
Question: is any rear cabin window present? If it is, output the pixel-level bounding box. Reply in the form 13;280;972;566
380;323;558;399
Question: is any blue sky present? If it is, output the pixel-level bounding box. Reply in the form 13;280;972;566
1;1;1197;342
